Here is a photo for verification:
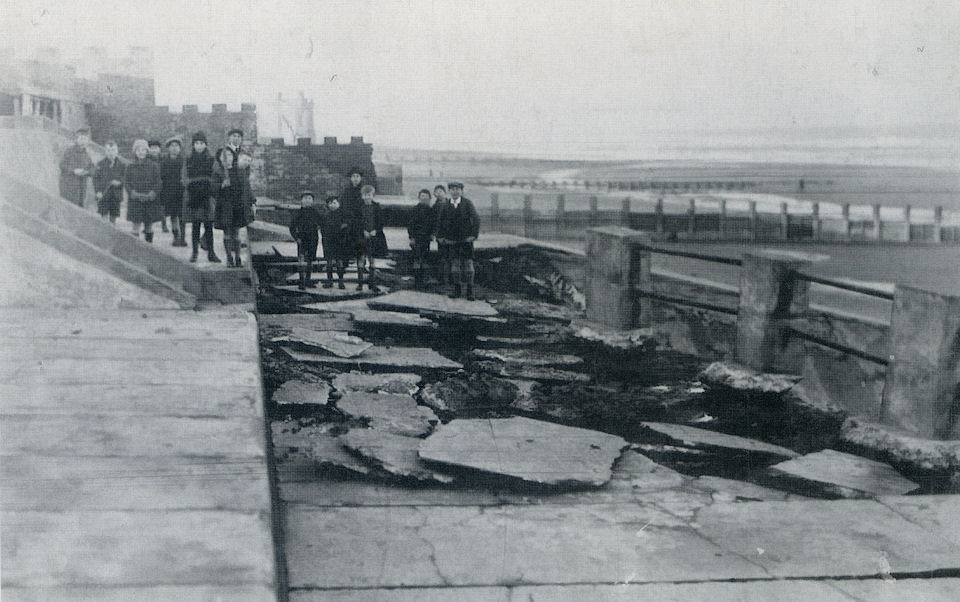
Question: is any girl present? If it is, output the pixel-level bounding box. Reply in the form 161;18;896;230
212;148;254;267
124;139;161;242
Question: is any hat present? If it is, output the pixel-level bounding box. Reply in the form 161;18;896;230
191;131;207;144
324;195;339;204
227;128;244;137
447;181;464;189
147;139;162;148
103;139;118;147
75;127;90;136
132;138;149;153
299;190;315;199
348;166;363;177
165;136;183;147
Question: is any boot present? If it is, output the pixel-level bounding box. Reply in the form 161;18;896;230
224;240;234;267
449;283;461;299
297;266;306;290
356;268;364;291
233;239;243;268
190;248;198;263
324;267;334;288
338;268;346;289
161;217;169;233
465;284;475;301
207;249;221;263
144;231;154;243
304;262;313;286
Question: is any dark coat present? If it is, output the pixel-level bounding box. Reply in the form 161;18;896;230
93;156;125;195
124;158;161;224
358;201;388;257
59;144;93;204
436;196;480;243
289;206;323;241
211;159;254;230
408;202;437;241
340;183;364;241
183;149;215;222
320;207;351;259
159;155;185;210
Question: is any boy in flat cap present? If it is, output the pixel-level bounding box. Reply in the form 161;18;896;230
161;137;186;246
93;139;125;223
59;128;93;207
408;188;437;288
435;182;479;299
289;190;322;289
182;131;220;263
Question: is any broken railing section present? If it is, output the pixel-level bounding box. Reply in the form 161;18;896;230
583;226;960;440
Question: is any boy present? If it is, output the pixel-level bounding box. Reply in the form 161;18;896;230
93;140;124;223
408;188;436;288
146;140;167;232
124;139;161;242
432;184;451;285
182;131;219;263
435;181;479;299
59;128;93;207
289;190;322;289
357;184;384;292
161;137;187;246
320;196;350;289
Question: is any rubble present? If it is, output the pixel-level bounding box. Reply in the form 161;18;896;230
488;297;580;322
640;422;799;460
768;449;919;498
332;372;422;396
273;328;372;358
368;291;499;317
418;416;629;487
282;345;462;370
420;374;519;414
610;449;686;492
572;324;659;350
335;392;438;437
699;362;801;394
471;348;583;367
339;429;455;483
272;380;331;406
474;361;591;383
272;284;390;298
271;421;372;475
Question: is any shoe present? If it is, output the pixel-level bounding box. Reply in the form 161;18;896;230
368;285;381;293
144;232;154;243
234;256;243;268
338;282;346;290
356;283;364;291
226;256;235;268
298;282;306;291
208;252;221;263
323;280;333;289
189;249;198;263
161;221;169;233
173;237;187;247
449;284;461;299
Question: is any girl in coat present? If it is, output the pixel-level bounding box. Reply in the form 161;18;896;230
124;139;161;242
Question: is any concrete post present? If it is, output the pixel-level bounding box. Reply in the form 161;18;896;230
933;206;943;243
872;204;882;241
903;205;912;242
812;202;821;241
620;197;631;227
718;198;727;239
555;193;565;238
881;286;960;439
779;202;789;240
655;198;665;235
749;201;759;241
842;203;851;239
490;193;499;232
687;199;696;236
736;250;823;373
589;195;599;227
522;194;533;239
585;227;650;329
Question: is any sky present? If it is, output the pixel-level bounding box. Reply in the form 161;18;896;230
4;0;959;158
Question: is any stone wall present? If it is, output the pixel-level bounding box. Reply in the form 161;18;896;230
88;103;257;153
248;137;380;201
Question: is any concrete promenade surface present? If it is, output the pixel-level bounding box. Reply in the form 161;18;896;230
0;308;278;601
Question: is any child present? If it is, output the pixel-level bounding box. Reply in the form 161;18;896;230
182;131;219;263
319;196;350;288
59;128;93;207
289;190;322;289
432;184;451;285
124;139;161;242
146;139;168;233
93;140;124;223
408;188;436;288
212;148;253;267
435;181;480;299
357;184;385;292
161;137;186;246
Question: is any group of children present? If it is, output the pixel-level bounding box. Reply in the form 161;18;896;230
60;127;256;267
289;174;480;300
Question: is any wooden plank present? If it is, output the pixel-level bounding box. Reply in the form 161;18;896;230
0;358;259;386
0;383;262;416
2;585;277;601
2;456;271;511
1;510;275;587
0;314;255;340
0;338;259;362
1;415;266;457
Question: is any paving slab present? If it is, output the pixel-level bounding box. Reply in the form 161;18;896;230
335;392;438;437
332;372;422;395
300;299;371;313
828;577;960;601
609;449;686;492
694;499;960;578
691;475;809;502
0;357;258;386
474;361;592;383
272;284;390;298
640;422;799;459
284;503;764;589
488;297;579;322
290;587;510;602
368;290;498;317
509;581;846;601
2;585;279;601
339;429;455;483
259;312;354;333
282;345;461;370
418;417;629;487
272;379;331;406
699;361;801;393
274;328;373;358
271;421;372;476
346;307;439;328
878;495;960;548
769;449;919;498
571;324;659;350
471;348;584;366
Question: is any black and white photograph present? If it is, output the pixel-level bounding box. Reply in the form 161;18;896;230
1;1;959;600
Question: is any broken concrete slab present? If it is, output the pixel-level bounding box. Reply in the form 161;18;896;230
610;449;686;492
368;291;498;317
691;476;808;502
271;421;372;476
471;348;583;367
699;362;801;393
335;392;438;437
259;313;354;334
419;417;629;487
768;449;919;498
272;380;331;406
300;299;370;313
507;379;539;413
346;308;438;329
474;361;591;383
475;333;567;346
273;328;372;358
640;422;799;459
420;374;519;414
339;429;455;483
272;284;390;299
332;372;422;396
282;345;461;370
488;297;579;322
572;323;659;350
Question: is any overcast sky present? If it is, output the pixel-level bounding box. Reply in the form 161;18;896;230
4;0;959;156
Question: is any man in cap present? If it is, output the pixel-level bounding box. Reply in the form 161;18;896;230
59;128;94;206
340;167;365;278
435;181;480;299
